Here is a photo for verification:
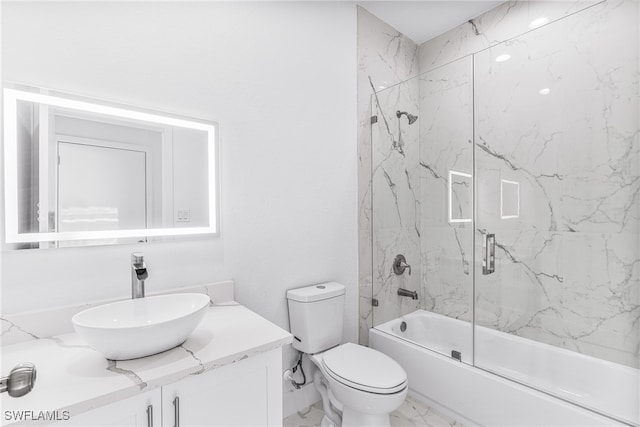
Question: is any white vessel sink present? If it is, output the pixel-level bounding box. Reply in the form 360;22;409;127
72;293;210;360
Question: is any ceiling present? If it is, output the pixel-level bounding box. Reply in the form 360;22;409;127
357;1;504;45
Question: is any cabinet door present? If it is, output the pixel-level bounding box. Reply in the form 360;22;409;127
162;348;282;427
53;389;161;427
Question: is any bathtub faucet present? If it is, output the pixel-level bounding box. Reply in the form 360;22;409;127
397;288;418;300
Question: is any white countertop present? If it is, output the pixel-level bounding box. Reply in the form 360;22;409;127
0;302;292;425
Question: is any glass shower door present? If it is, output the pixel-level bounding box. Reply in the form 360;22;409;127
473;2;639;421
371;56;475;364
370;76;422;328
418;57;474;364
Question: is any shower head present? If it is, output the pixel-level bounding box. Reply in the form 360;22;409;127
396;110;418;125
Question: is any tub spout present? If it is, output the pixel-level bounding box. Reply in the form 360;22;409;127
398;288;418;300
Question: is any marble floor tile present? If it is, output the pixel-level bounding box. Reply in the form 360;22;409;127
283;395;463;427
391;395;463;427
283;401;325;427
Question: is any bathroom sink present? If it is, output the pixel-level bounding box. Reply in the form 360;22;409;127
72;293;210;360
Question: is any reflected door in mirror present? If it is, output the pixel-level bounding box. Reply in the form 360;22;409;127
57;140;148;246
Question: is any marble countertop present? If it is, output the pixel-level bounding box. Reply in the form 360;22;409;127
1;302;292;425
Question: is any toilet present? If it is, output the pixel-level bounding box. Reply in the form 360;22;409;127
287;282;407;427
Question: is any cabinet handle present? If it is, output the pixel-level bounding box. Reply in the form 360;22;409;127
173;396;180;427
146;405;153;427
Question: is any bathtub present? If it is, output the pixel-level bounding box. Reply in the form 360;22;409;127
371;309;639;426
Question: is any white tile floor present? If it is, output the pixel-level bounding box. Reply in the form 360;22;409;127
284;395;463;427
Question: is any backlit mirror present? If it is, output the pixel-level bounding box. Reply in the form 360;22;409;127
3;87;219;248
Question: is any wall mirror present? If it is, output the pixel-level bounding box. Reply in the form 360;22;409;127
3;86;219;248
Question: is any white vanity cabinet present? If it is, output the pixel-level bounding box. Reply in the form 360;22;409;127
162;348;282;426
52;390;161;427
50;348;282;427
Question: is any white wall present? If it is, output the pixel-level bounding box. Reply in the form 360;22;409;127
1;1;358;413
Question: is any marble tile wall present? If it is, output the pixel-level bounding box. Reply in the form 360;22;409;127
418;0;603;73
357;7;418;345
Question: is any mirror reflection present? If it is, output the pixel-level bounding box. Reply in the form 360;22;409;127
4;88;218;248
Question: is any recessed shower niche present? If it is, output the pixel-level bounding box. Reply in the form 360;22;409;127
3;86;219;248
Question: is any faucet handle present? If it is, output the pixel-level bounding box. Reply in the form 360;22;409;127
393;254;412;276
131;252;144;265
403;262;412;276
399;259;412;275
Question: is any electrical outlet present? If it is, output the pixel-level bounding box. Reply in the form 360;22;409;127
177;209;190;222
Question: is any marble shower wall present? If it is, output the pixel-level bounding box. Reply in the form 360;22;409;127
357;7;418;345
417;0;639;368
418;0;603;72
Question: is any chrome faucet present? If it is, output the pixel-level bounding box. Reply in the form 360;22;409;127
393;254;412;276
397;288;418;300
131;252;148;299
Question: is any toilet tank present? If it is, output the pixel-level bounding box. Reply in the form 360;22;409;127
286;282;345;354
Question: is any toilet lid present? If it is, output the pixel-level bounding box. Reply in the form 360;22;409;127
322;343;407;394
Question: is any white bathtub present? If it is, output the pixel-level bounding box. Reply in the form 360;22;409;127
371;309;639;426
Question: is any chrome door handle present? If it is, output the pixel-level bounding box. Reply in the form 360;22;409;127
482;232;495;275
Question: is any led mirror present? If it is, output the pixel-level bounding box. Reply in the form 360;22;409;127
3;87;219;248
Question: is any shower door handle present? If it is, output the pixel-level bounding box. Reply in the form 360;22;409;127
482;232;495;275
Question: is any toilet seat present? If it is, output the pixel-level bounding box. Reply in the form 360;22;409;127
321;343;407;395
